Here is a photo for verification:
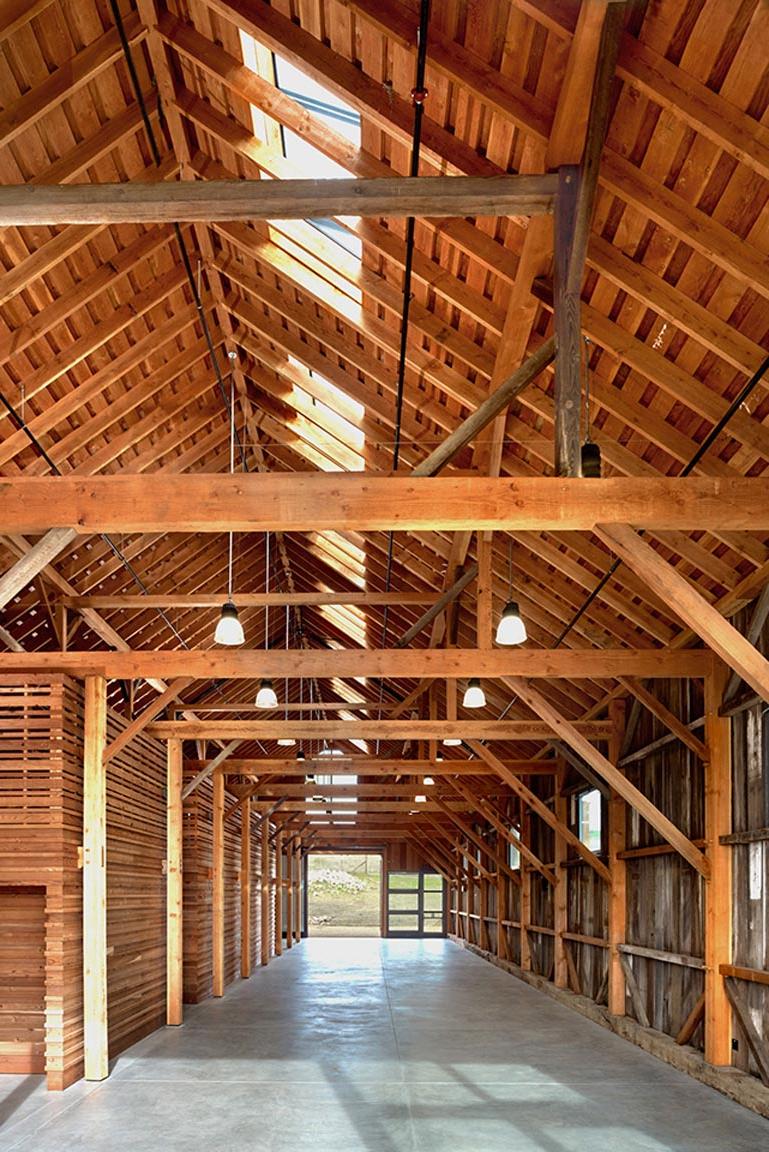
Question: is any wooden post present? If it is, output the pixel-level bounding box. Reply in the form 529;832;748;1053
553;164;582;477
520;801;532;971
705;661;732;1065
479;866;489;952
496;864;506;961
166;738;183;1025
274;832;283;956
240;798;251;979
261;817;270;966
285;839;293;950
83;674;108;1080
608;698;627;1013
553;761;568;989
294;842;302;942
212;769;225;997
476;533;493;648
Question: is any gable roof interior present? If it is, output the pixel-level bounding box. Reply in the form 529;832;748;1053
1;0;768;827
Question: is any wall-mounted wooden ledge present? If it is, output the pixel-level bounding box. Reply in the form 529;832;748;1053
719;827;769;845
0;475;767;533
453;937;769;1121
0;648;712;680
719;963;769;987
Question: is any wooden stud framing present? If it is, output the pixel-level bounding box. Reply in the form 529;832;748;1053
83;675;108;1081
166;738;183;1026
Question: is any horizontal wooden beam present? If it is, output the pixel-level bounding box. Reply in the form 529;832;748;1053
0;175;558;225
60;590;436;609
0;648;710;679
149;719;613;740
2;475;766;533
187;758;555;776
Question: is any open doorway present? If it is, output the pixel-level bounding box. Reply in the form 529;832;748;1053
306;853;382;937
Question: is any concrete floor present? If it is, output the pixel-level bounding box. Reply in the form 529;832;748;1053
2;938;769;1152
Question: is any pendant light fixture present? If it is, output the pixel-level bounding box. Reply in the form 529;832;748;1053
435;750;444;762
256;531;278;709
214;380;244;646
424;776;435;786
495;537;527;646
463;677;486;709
443;737;462;747
276;607;296;746
580;336;602;477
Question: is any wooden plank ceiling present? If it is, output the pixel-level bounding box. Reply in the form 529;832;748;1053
0;0;768;840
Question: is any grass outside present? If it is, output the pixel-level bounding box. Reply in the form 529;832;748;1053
307;853;382;936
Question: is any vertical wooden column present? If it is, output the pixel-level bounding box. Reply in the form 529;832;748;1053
285;839;293;950
553;761;568;990
212;769;225;997
520;800;532;970
496;869;506;960
476;533;493;649
240;798;251;979
166;738;183;1025
553;164;582;478
479;867;489;952
83;674;108;1080
428;683;438;764
260;817;270;966
294;843;302;941
274;831;283;956
705;661;733;1066
608;697;628;1013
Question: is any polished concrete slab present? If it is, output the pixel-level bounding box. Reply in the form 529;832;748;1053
2;937;768;1151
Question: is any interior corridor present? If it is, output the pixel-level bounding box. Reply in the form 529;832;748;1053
2;938;768;1152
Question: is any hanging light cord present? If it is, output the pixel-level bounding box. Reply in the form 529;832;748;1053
108;0;247;472
0;388;188;649
376;0;430;746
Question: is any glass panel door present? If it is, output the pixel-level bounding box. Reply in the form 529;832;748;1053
386;870;445;937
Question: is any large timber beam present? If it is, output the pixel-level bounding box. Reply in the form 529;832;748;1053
1;175;558;226
504;676;710;877
61;591;437;609
0;528;77;611
147;719;612;741
596;522;769;707
3;475;767;533
0;648;710;680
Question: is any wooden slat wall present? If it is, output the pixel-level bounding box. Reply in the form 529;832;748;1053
623;681;705;1042
0;886;46;1074
104;707;167;1057
182;777;271;1001
0;676;83;1088
0;676;169;1087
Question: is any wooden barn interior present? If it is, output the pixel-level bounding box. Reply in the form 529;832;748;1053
1;0;769;1148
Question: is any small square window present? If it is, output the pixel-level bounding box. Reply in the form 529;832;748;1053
577;789;602;851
